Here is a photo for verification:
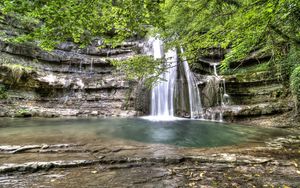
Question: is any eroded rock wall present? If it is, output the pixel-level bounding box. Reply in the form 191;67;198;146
193;50;295;122
0;41;143;117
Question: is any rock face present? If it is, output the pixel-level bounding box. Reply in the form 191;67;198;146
193;49;295;122
0;41;294;119
0;13;154;118
0;40;144;117
222;69;293;121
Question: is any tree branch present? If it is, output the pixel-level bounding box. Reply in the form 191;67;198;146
270;25;300;46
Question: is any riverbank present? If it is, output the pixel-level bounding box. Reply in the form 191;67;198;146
234;111;300;129
0;134;299;187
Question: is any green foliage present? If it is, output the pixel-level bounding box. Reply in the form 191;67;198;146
223;62;270;75
0;0;164;50
161;0;300;72
1;0;299;92
278;45;300;80
15;108;32;117
0;63;34;84
291;66;300;100
111;55;166;87
0;84;7;99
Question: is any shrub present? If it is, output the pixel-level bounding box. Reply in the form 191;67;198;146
291;65;300;115
0;84;7;99
1;63;34;84
291;66;300;100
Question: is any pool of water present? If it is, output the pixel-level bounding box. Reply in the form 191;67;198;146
0;117;288;148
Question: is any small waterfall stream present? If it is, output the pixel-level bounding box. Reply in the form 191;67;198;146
212;63;218;76
201;63;230;121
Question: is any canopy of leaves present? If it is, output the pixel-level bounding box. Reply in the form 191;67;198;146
161;0;300;71
0;0;164;50
1;0;299;93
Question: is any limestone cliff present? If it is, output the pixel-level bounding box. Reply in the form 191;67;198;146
0;40;144;117
0;15;296;122
193;49;296;125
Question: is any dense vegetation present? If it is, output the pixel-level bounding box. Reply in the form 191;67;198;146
162;0;299;68
0;0;299;110
161;0;300;111
0;0;163;49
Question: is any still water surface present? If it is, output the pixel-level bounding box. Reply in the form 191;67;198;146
0;118;287;147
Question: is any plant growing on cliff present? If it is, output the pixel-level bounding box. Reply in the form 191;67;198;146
278;45;300;81
0;63;34;84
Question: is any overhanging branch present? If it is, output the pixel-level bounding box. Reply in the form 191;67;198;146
270;25;300;45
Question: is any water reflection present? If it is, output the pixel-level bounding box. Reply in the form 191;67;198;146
148;125;176;142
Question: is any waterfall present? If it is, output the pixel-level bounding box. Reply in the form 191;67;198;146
150;38;177;118
212;64;230;109
141;37;233;122
147;38;203;120
212;63;218;76
180;48;203;119
202;63;231;122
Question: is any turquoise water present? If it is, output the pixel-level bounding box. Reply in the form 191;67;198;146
0;118;287;147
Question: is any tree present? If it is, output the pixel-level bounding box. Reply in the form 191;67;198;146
161;0;300;71
0;0;164;49
1;0;300;101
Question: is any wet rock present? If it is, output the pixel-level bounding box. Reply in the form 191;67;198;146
0;111;6;117
0;160;99;174
0;144;83;154
266;136;300;149
9;145;40;154
0;132;299;187
221;102;293;119
56;42;77;52
91;111;98;116
41;145;49;150
134;80;151;115
0;145;22;152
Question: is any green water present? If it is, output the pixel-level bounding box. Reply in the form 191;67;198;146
0;118;287;147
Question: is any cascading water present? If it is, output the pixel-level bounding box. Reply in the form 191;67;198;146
212;63;218;76
180;48;203;119
211;63;230;108
150;38;177;119
147;38;203;120
201;63;231;121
